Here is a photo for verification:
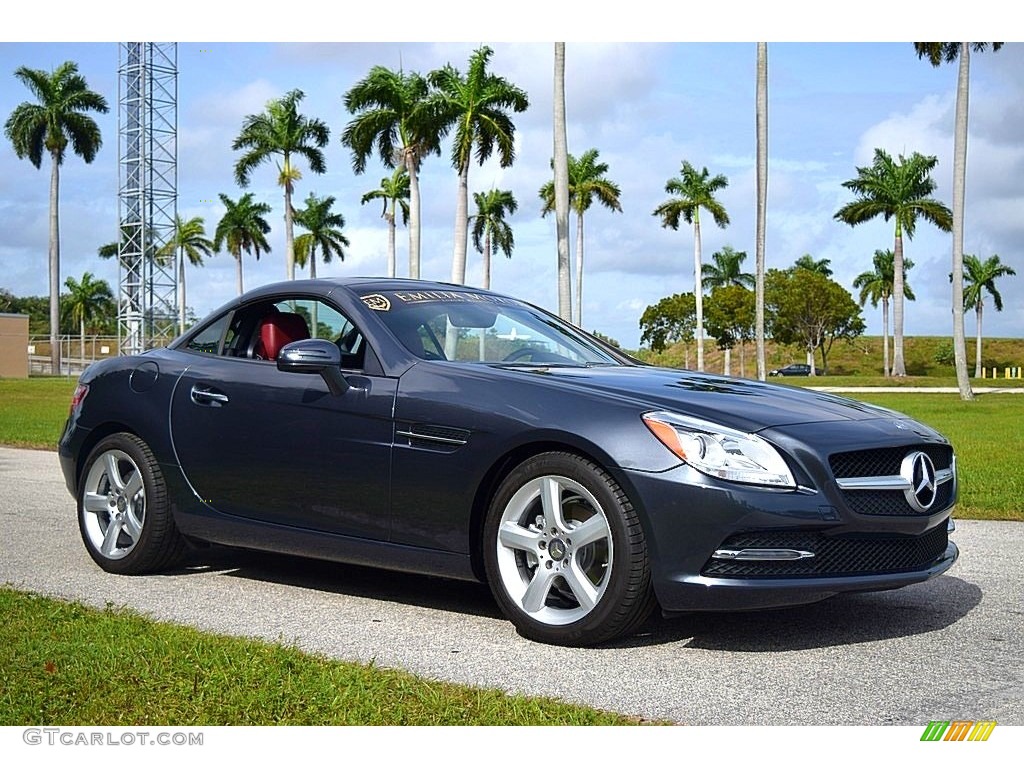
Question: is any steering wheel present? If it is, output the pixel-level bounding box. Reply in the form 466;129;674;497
502;347;536;362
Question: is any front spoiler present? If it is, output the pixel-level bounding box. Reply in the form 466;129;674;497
657;541;958;614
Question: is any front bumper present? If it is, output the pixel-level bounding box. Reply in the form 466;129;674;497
621;464;958;613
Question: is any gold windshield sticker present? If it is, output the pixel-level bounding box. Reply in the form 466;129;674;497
361;294;391;311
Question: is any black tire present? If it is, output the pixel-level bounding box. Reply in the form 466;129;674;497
483;452;655;646
77;432;185;574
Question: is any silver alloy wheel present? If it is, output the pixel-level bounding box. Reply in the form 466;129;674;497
80;448;146;561
494;474;612;626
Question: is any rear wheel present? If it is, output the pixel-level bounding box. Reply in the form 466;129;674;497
483;452;655;646
78;433;185;574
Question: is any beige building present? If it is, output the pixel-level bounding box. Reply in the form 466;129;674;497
0;313;29;378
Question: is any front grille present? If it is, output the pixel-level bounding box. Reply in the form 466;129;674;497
845;484;955;517
701;524;949;578
829;444;953;478
829;444;955;517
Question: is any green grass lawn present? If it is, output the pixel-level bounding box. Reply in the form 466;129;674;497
0;588;644;726
847;392;1022;520
0;377;77;448
798;375;1024;389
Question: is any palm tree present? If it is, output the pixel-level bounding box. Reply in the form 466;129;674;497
96;224;136;262
834;149;952;376
553;43;572;322
653;161;730;372
755;42;768;381
156;215;213;335
213;193;272;296
792;254;833;276
5;61;109;374
471;189;517;290
232;89;329;282
852;249;915;377
343;66;441;280
959;253;1016;377
704;246;754;289
63;272;113;365
429;46;529;286
539;149;622;326
915;43;1003;400
294;193;349;280
360;168;410;278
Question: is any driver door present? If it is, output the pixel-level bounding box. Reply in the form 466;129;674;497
169;297;395;540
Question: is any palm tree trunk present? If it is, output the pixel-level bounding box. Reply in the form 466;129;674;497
892;228;907;376
284;181;295;281
483;231;492;290
178;246;187;335
693;215;705;372
951;43;975;399
723;347;731;376
882;296;890;378
309;248;317;280
975;302;983;378
755;42;768;381
80;318;85;366
236;253;244;296
553;42;572;322
450;162;470;285
386;211;397;278
480;231;490;360
311;274;319;338
574;212;585;326
406;150;422;280
49;153;61;375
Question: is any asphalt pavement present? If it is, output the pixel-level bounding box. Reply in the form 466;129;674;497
1;446;1021;725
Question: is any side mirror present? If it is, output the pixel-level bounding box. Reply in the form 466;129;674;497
277;339;349;395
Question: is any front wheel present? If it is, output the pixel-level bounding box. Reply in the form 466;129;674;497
78;433;185;574
483;452;655;646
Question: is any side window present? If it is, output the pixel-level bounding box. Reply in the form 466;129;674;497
186;298;370;370
271;299;366;370
184;313;233;355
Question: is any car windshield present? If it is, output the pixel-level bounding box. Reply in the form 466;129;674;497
359;289;622;367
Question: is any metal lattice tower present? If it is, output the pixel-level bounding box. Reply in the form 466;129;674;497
117;43;178;355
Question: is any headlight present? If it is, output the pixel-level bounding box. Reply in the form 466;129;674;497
642;410;795;488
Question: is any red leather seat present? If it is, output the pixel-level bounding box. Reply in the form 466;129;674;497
254;311;310;360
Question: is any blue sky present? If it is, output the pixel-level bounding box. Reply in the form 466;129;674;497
2;10;1021;348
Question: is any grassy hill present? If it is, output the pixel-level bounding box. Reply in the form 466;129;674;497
633;336;1024;380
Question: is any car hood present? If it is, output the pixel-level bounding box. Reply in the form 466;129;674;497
512;365;906;433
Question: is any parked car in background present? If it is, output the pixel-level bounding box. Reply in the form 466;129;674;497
60;278;958;646
769;363;812;377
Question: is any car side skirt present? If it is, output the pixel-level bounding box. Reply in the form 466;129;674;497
171;499;479;584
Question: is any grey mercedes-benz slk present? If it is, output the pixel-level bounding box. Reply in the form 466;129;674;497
59;277;958;646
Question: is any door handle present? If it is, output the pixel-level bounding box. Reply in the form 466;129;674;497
190;384;229;406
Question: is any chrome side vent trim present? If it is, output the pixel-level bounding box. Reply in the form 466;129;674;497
712;548;816;561
396;424;470;447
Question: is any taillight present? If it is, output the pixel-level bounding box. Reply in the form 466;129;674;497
69;383;89;415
